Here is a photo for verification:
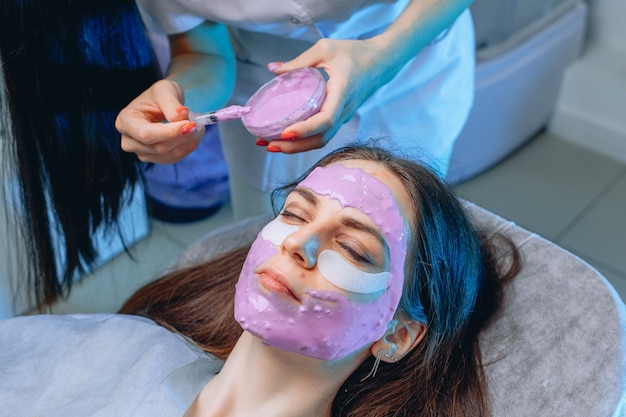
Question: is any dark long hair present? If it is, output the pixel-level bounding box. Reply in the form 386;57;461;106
121;145;520;416
0;0;161;308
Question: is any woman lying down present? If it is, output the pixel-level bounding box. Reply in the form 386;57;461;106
0;145;520;417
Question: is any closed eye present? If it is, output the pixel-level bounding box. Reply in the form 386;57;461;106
338;241;374;266
280;209;306;223
280;188;318;224
280;188;387;269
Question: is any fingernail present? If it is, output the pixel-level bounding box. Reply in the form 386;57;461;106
266;145;281;153
280;131;298;140
267;62;284;72
181;122;197;135
256;139;270;147
176;106;188;113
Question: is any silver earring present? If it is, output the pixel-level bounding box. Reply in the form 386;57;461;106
360;349;383;382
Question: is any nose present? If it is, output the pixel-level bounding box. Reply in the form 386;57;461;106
282;228;320;268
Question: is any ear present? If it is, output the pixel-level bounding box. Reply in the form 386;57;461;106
370;317;427;363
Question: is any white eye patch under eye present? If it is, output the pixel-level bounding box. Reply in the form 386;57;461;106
261;218;300;245
318;250;389;294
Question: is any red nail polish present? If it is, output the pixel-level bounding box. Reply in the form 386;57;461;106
280;131;298;140
176;106;188;113
181;122;196;135
267;62;284;72
256;139;269;147
266;145;281;153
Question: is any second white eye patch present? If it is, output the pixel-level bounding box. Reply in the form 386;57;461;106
317;250;389;294
260;218;389;294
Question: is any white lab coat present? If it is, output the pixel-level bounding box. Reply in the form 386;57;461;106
137;0;475;190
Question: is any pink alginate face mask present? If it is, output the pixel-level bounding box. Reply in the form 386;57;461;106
234;164;408;360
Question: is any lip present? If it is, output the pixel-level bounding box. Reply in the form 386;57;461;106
256;268;300;302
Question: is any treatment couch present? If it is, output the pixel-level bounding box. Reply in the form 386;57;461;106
173;202;626;417
1;203;623;416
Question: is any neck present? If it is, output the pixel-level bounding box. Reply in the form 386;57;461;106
185;331;367;417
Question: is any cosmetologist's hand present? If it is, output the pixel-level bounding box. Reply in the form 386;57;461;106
256;0;471;155
258;37;393;154
115;79;204;164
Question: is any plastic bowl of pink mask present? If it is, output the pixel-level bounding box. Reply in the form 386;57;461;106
241;67;326;140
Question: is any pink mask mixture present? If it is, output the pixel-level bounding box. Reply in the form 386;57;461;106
243;70;321;126
190;67;325;139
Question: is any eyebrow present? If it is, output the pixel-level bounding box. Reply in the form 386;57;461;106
293;187;318;207
341;217;390;257
294;186;390;255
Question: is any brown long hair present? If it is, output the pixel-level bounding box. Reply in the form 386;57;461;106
121;246;246;360
120;145;521;416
